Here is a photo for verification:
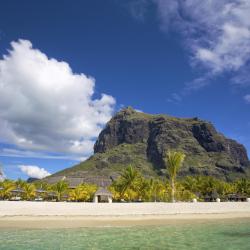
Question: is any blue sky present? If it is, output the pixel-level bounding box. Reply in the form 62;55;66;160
0;0;249;180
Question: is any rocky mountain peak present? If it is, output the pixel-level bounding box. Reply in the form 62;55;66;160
94;109;249;179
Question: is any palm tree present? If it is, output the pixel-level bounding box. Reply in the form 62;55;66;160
183;176;197;193
15;178;26;189
69;183;97;202
114;165;141;201
0;180;15;200
148;179;164;202
34;181;50;191
69;186;86;202
234;178;250;195
164;150;185;202
53;180;69;201
22;183;36;200
137;177;150;201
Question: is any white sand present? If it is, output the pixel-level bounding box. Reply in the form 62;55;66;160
0;201;250;228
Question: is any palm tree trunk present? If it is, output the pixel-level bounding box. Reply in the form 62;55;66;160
171;179;175;203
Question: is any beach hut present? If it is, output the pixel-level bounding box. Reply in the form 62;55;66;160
204;191;219;202
11;188;24;201
93;187;113;203
35;189;47;201
47;191;57;201
227;193;248;202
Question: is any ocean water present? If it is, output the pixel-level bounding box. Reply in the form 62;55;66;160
0;220;250;250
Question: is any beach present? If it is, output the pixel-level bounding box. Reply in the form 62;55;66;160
0;201;250;228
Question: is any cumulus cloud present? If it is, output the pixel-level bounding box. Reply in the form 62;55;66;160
19;165;51;179
0;40;115;157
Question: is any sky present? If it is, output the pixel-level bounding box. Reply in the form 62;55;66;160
0;0;250;180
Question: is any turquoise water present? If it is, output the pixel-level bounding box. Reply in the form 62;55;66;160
0;220;250;250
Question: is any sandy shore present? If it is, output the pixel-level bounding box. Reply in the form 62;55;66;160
0;201;250;228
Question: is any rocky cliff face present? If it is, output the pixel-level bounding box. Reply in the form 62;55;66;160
47;107;250;185
94;107;249;179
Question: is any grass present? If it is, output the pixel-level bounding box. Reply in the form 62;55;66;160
50;143;158;179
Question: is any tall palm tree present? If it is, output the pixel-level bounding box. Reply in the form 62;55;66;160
164;150;185;202
53;180;69;201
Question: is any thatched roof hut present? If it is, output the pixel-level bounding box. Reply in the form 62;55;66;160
95;187;113;197
227;193;247;201
10;188;24;201
47;191;57;200
93;187;113;203
36;189;47;194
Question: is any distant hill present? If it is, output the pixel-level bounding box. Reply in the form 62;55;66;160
44;107;250;186
27;177;39;183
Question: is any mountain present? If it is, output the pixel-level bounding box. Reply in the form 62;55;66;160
45;107;250;186
27;177;39;183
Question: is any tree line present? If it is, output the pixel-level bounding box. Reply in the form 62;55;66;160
0;151;249;202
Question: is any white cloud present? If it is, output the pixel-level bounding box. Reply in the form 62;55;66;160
0;40;115;157
0;148;85;161
153;0;250;76
244;94;250;103
19;165;51;179
147;0;250;99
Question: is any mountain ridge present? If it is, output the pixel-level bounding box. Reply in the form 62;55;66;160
45;107;250;185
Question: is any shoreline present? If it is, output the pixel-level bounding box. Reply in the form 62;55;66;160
0;201;250;228
1;214;250;228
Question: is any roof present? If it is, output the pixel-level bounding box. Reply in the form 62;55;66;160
46;176;112;188
95;187;113;197
11;188;24;193
47;191;57;196
228;193;247;198
36;189;47;193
